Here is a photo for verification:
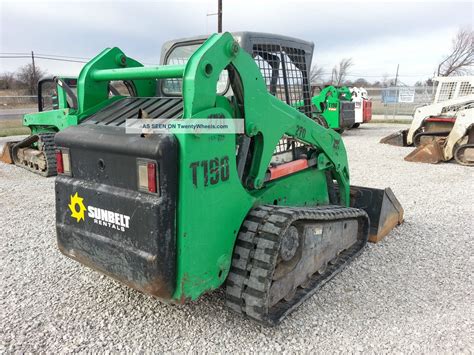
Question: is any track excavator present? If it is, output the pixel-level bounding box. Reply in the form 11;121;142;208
53;32;403;325
380;76;474;165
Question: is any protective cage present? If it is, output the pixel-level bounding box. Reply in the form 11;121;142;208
159;31;316;165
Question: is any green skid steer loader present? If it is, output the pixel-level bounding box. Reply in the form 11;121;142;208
293;85;356;132
54;32;403;326
0;76;138;176
0;77;78;174
311;85;355;132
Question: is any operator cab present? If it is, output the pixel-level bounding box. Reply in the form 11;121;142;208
158;32;314;118
38;77;137;113
37;77;78;112
159;32;316;171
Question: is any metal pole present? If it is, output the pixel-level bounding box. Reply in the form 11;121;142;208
31;51;36;94
91;64;186;81
393;64;399;119
218;0;222;33
31;51;36;77
394;64;399;87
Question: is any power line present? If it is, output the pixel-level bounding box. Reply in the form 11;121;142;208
0;55;87;63
0;52;30;55
1;52;90;60
35;56;88;63
1;53;433;78
36;53;91;60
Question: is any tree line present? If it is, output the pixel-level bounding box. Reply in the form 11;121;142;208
309;27;473;87
0;64;46;95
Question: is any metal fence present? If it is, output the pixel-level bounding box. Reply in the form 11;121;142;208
0;95;37;106
1;86;436;118
366;86;435;117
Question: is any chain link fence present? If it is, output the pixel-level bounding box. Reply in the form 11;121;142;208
1;86;436;118
0;95;38;107
366;86;435;118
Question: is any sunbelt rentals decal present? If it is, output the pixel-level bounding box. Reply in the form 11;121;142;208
68;192;130;232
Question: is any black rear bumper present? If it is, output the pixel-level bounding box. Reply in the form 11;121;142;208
340;101;355;128
55;124;178;299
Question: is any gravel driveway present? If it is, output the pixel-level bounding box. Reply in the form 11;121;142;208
1;123;473;352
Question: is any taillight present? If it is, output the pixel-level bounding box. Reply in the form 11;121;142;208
56;150;63;174
56;149;71;175
147;162;157;193
138;160;159;194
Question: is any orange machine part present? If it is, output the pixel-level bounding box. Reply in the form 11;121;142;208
269;159;309;180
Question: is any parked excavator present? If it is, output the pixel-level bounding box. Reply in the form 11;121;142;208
380;76;474;165
53;32;403;326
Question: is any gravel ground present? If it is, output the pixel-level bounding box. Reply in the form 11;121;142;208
1;123;473;353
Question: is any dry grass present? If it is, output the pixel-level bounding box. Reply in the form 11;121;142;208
0;119;30;137
0;127;30;137
0;89;29;96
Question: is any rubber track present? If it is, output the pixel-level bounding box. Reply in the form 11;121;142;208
225;204;369;326
14;133;57;177
454;143;474;166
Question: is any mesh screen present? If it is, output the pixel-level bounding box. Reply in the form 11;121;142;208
458;81;473;97
438;82;457;102
252;44;312;159
252;44;312;118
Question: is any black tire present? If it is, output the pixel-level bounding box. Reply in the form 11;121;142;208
352;123;360;129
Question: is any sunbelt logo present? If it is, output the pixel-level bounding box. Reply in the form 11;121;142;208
68;192;131;232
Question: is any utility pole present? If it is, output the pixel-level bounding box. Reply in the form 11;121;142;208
217;0;222;33
31;51;36;79
31;51;37;94
394;64;399;87
207;0;223;33
392;64;399;119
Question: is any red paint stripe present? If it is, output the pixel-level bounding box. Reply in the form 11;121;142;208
425;117;456;123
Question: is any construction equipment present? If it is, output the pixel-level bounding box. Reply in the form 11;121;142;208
380;76;474;165
0;77;78;175
350;87;372;128
404;103;474;165
311;85;355;132
54;32;403;326
0;76;137;176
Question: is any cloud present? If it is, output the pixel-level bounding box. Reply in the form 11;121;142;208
1;0;472;84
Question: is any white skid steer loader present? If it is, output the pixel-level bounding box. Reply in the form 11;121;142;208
380;76;474;165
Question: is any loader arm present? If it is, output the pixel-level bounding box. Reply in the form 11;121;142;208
81;33;351;205
181;32;350;204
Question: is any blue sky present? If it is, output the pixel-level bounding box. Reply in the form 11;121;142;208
0;0;472;84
